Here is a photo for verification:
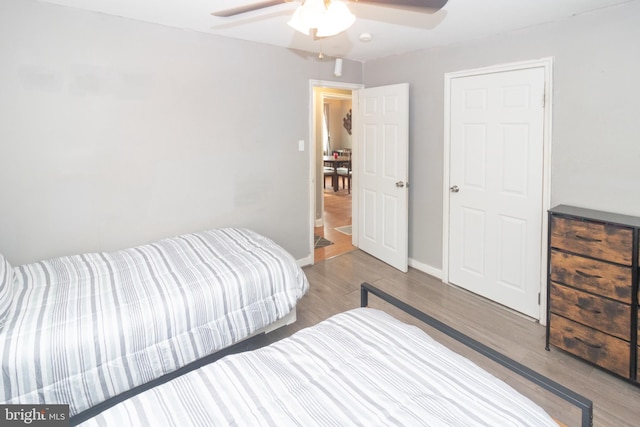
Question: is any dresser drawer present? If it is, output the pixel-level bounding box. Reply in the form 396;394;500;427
550;216;633;265
549;250;632;303
549;314;630;378
550;282;631;340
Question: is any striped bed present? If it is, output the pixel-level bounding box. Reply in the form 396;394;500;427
78;308;558;427
0;228;309;418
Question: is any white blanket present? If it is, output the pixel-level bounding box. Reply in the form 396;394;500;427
79;308;557;426
1;228;309;416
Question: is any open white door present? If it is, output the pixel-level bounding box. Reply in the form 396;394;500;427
354;84;409;272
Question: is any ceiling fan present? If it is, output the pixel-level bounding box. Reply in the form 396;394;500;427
212;0;448;38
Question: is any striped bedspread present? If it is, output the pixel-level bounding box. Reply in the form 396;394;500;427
79;308;557;427
0;228;309;417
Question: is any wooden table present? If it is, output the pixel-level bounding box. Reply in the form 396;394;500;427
323;155;350;192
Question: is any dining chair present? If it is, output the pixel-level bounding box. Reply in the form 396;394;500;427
337;157;352;193
323;166;335;189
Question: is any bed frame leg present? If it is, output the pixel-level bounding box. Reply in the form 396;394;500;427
360;286;369;307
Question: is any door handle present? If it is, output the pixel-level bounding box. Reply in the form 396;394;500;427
396;181;405;188
450;185;460;193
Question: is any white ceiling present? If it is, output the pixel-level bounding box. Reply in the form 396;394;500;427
38;0;634;62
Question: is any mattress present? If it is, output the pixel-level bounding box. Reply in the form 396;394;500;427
0;228;309;417
79;308;558;426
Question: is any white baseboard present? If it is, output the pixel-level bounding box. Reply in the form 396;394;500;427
408;258;442;280
297;255;313;267
298;254;442;278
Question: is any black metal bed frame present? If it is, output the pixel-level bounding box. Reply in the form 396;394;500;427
360;282;593;427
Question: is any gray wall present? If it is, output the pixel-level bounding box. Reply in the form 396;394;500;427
329;99;353;151
3;0;638;273
363;1;640;273
0;0;362;265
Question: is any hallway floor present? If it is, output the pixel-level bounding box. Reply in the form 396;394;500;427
314;186;355;262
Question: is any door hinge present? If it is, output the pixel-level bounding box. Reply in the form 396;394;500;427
538;292;541;305
542;93;545;108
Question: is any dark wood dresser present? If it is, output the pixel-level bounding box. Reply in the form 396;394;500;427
546;205;640;382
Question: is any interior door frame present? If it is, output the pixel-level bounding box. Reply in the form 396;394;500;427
308;80;364;264
442;58;554;324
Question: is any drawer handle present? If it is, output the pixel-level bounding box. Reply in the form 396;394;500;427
574;234;602;243
574;336;603;349
575;269;602;279
575;303;602;314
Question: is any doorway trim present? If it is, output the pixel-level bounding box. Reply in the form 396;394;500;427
308;80;363;264
441;57;553;324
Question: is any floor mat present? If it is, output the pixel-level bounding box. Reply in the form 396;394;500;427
314;235;333;248
334;225;352;235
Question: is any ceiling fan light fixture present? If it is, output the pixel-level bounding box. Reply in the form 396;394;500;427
287;6;310;35
288;0;355;38
316;1;356;37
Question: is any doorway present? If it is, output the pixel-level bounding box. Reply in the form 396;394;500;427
310;82;360;262
310;82;410;269
443;59;553;320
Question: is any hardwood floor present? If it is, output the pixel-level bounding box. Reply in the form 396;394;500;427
263;251;640;427
314;183;355;262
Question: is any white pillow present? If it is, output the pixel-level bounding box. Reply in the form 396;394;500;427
0;253;14;330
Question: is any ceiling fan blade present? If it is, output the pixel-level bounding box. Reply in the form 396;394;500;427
212;1;288;18
211;0;446;19
353;0;448;12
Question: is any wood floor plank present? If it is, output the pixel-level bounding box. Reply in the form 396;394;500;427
314;188;355;262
